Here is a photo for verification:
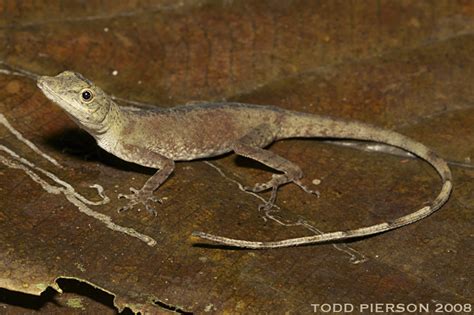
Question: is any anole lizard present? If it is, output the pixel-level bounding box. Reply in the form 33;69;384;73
37;71;452;249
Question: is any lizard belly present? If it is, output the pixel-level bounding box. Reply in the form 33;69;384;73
156;142;234;161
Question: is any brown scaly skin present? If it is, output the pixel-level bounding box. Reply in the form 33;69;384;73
37;71;452;249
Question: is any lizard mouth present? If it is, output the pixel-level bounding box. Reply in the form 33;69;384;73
37;79;66;105
37;76;84;117
37;76;59;99
36;75;55;90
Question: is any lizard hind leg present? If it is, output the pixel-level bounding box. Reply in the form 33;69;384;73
232;126;319;211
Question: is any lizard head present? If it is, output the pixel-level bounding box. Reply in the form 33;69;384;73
37;71;114;134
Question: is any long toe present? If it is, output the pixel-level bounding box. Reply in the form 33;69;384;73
145;204;158;216
294;179;321;197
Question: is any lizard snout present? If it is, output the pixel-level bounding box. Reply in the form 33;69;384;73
36;75;53;89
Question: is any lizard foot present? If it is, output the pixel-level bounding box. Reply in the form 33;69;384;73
293;179;320;198
244;174;320;211
244;174;290;193
118;187;162;216
244;174;290;211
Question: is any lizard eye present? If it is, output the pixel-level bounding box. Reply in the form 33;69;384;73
80;89;94;103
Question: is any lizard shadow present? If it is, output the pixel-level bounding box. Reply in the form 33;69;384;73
43;127;156;175
233;155;279;173
204;154;278;174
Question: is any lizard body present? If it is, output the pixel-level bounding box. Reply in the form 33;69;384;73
37;71;452;249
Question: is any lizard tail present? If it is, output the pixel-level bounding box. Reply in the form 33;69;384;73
192;113;453;249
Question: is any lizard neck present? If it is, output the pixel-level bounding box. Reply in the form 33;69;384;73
93;102;125;152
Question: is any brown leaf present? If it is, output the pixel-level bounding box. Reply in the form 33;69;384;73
1;1;473;313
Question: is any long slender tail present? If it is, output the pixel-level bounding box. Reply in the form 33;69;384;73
192;113;453;249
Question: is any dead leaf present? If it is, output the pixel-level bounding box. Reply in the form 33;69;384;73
1;1;473;313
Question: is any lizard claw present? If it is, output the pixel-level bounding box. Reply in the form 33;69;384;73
118;187;162;216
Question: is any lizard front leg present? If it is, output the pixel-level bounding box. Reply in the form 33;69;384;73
117;144;175;215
